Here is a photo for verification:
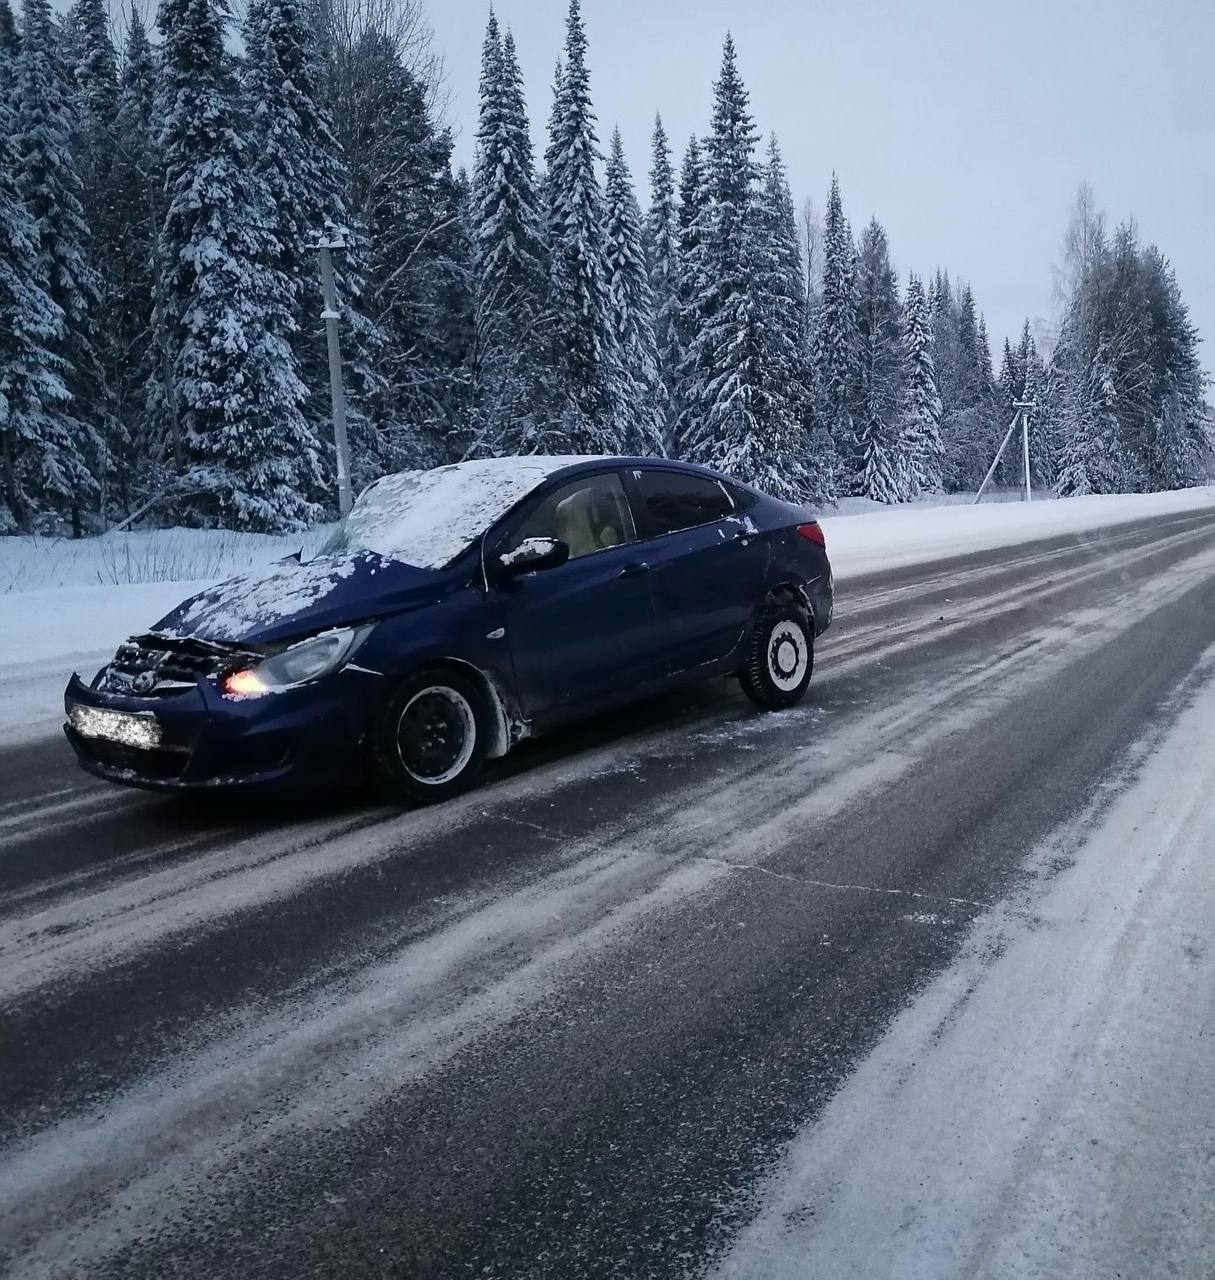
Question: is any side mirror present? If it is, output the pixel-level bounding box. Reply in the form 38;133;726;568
494;536;570;578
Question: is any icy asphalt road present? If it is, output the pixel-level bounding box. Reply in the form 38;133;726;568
2;507;1215;1279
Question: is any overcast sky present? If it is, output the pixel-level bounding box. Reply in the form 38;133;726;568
428;0;1214;379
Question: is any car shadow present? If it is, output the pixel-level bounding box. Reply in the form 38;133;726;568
150;678;754;832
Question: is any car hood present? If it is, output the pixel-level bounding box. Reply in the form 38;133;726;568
152;553;448;646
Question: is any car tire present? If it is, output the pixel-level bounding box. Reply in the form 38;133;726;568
370;668;491;805
739;601;814;710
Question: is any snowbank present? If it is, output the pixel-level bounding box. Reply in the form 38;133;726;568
0;526;330;594
0;582;213;746
823;485;1215;578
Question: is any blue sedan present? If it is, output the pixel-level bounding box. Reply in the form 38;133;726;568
64;456;834;804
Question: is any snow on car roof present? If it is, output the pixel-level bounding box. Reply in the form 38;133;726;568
334;455;607;569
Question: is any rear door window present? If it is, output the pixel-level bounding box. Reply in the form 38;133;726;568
626;469;735;539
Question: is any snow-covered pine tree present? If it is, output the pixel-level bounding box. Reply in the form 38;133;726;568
1021;340;1057;490
541;57;564;246
157;0;320;530
938;283;990;490
105;11;163;513
810;173;859;487
1015;320;1032;391
0;0;18;55
544;0;622;451
340;25;470;469
898;272;943;496
680;37;798;494
69;0;127;514
1056;338;1123;496
756;134;822;496
470;16;549;454
242;0;386;500
1139;245;1209;488
0;15;72;532
602;127;665;455
671;133;710;459
854;217;904;502
997;337;1018;414
645;114;681;451
418;163;478;463
14;0;103;533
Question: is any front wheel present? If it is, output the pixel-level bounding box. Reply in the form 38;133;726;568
739;603;814;710
370;669;490;805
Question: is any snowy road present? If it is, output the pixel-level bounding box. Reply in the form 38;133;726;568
3;506;1215;1278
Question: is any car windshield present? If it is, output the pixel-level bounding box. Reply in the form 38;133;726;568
315;456;603;570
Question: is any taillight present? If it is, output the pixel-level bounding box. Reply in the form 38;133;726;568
796;522;826;549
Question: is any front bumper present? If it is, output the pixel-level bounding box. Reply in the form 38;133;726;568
63;669;375;792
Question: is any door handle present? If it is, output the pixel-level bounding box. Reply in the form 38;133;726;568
619;561;651;578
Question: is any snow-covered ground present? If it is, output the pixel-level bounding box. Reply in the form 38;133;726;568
823;483;1215;575
1;486;1213;746
714;648;1215;1279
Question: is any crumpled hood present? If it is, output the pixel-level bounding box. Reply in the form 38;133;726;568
152;553;446;646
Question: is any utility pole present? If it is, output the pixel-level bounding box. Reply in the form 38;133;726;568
312;222;353;519
1015;398;1034;502
974;399;1038;504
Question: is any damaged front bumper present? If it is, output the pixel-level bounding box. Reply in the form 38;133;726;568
63;668;374;793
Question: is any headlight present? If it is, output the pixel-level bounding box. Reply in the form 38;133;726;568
221;626;371;698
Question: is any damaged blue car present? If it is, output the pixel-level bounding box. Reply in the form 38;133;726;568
64;456;834;804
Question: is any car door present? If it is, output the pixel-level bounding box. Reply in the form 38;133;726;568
623;467;769;673
494;470;665;723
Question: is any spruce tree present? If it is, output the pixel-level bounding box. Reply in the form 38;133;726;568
672;133;710;459
0;24;71;531
1022;342;1057;490
158;0;320;530
998;337;1019;414
14;0;102;532
854;217;904;502
1140;246;1208;488
345;29;467;469
1056;339;1122;496
242;0;385;499
811;174;859;486
0;0;18;55
107;11;162;512
898;273;944;495
544;0;621;450
471;17;549;453
756;134;818;494
602;127;665;455
645;114;681;450
70;0;126;513
680;37;797;494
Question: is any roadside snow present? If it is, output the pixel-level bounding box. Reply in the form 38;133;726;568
0;583;213;746
0;527;327;594
713;651;1215;1280
821;483;1215;577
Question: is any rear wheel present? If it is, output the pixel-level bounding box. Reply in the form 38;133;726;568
739;601;814;710
371;669;490;805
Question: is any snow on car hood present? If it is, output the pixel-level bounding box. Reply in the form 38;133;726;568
322;456;605;569
153;553;441;646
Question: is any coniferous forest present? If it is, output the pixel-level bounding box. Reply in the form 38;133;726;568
0;0;1210;535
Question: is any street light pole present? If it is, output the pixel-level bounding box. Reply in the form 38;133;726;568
313;224;353;519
